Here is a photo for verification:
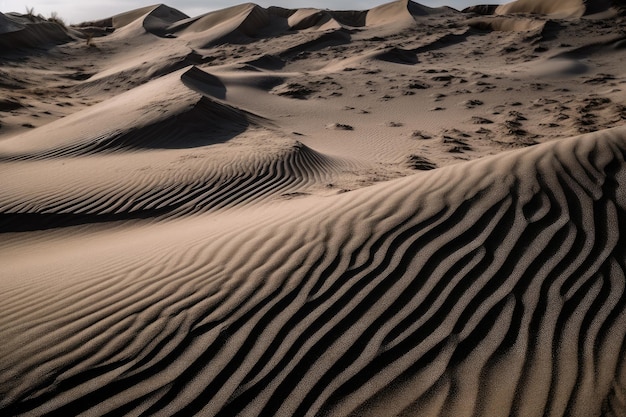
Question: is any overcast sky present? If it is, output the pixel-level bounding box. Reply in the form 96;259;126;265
0;0;504;24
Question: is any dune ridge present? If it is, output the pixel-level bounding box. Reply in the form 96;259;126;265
0;139;362;234
34;0;462;50
0;66;261;159
366;0;455;26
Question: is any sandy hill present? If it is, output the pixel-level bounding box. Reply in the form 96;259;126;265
496;0;626;17
0;11;72;49
1;0;626;416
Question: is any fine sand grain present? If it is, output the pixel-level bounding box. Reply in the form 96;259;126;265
1;1;626;416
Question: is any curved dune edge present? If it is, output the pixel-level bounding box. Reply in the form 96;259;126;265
366;0;456;26
7;0;619;54
1;128;626;416
114;5;187;29
0;0;466;55
168;3;272;48
285;9;343;31
0;139;365;232
0;66;260;158
77;0;460;48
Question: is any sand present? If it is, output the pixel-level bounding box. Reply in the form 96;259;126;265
1;1;626;416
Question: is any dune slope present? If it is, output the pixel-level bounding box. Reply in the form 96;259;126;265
495;0;622;17
0;12;72;49
1;1;626;416
1;127;626;416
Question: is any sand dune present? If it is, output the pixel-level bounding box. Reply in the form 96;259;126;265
1;1;626;416
0;138;362;234
167;4;272;48
495;0;624;17
284;9;344;31
496;0;587;18
0;12;71;49
0;67;251;157
367;0;456;26
0;12;25;34
467;16;546;32
2;127;626;417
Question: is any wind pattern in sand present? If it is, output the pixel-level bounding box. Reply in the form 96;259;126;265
2;0;626;416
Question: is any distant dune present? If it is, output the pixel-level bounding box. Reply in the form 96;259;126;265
496;0;625;17
1;1;626;416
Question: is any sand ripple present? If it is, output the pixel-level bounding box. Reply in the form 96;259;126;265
1;129;625;416
2;1;626;416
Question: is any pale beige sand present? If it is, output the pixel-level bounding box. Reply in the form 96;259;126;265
496;0;622;18
1;1;626;416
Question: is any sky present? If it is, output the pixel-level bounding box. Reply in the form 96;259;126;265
0;0;504;24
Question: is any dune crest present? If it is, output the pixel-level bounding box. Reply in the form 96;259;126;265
285;9;343;31
167;4;271;48
366;0;456;26
0;66;258;158
110;4;186;29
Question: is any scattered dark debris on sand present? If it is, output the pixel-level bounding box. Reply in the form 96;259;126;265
464;99;484;108
326;123;354;131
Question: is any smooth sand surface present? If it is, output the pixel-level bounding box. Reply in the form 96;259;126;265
1;1;626;416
